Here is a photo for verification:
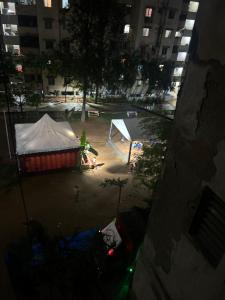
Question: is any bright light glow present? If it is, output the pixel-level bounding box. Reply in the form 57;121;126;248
44;0;51;7
143;27;149;37
188;1;199;13
66;129;75;137
107;248;115;256
165;30;172;38
175;31;182;37
185;19;195;30
145;7;153;17
128;267;134;273
177;52;187;61
124;24;130;34
181;36;191;46
173;67;183;77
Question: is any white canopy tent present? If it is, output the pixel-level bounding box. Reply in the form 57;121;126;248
15;113;80;155
108;118;149;163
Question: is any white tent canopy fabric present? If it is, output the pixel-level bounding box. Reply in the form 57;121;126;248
110;118;149;142
15;114;80;155
111;119;131;141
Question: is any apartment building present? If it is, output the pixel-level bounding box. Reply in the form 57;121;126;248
125;0;200;96
0;0;199;98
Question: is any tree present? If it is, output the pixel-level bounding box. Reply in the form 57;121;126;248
100;178;128;217
25;91;41;110
0;51;19;108
22;52;51;100
142;59;174;98
66;0;125;120
11;82;26;113
104;51;139;95
135;116;172;194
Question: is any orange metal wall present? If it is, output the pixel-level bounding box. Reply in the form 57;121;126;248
19;150;80;173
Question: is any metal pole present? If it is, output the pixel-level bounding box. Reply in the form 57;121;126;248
3;111;11;159
108;121;113;141
127;141;132;164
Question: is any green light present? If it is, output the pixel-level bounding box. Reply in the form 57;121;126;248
128;267;133;273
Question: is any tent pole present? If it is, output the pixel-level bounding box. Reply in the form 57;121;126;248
127;141;132;164
108;122;113;142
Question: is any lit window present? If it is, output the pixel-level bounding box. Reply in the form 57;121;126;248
177;52;187;61
124;24;130;34
143;27;149;37
188;1;199;13
173;67;183;77
185;19;195;30
181;36;191;46
44;0;51;7
62;0;69;8
175;31;182;37
16;64;23;73
18;0;36;4
145;7;153;17
159;64;164;71
165;30;172;38
2;24;18;36
0;2;16;15
5;44;20;55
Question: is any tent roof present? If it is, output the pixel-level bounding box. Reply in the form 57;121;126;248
15;114;80;155
111;118;149;142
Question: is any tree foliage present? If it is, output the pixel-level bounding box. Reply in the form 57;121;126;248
142;59;174;95
66;0;125;120
135;116;172;193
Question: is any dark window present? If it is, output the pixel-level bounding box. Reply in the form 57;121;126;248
45;40;54;49
37;74;42;83
44;18;53;29
24;74;35;82
179;13;187;21
20;35;39;48
189;187;225;267
48;77;55;85
18;15;37;27
172;45;179;53
162;46;169;55
168;9;176;19
61;91;74;95
60;17;66;30
158;8;163;14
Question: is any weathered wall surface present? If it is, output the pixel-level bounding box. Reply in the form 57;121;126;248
132;1;225;299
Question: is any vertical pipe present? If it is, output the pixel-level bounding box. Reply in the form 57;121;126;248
3;111;12;159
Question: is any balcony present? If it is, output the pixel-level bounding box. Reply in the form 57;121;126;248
2;24;18;37
0;3;16;15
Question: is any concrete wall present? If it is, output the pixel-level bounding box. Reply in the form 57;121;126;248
132;0;225;299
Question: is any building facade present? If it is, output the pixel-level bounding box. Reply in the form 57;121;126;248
125;0;200;97
0;0;199;98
